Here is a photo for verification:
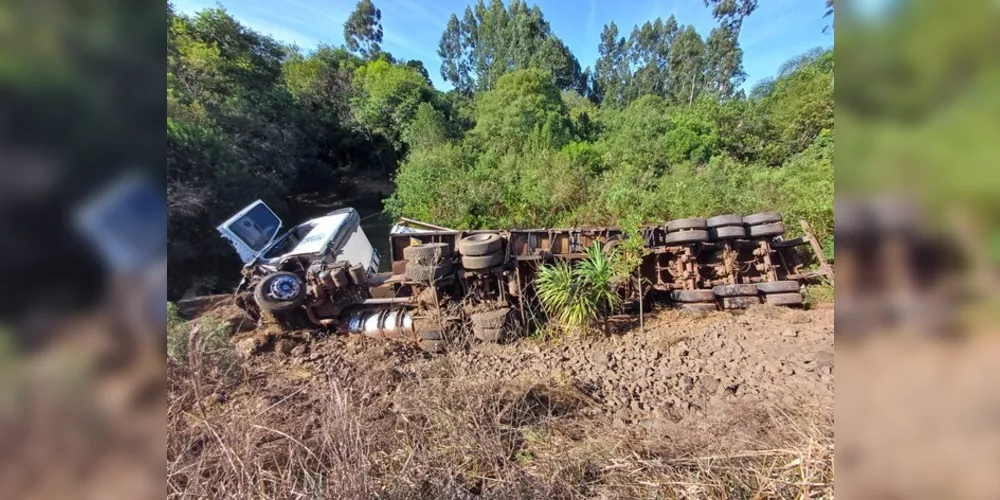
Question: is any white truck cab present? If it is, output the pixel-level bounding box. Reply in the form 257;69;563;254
217;200;380;276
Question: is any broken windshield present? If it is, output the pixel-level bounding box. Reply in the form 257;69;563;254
227;203;281;252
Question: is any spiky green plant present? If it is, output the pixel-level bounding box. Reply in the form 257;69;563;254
535;243;622;332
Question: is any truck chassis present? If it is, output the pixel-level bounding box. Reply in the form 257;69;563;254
238;212;828;352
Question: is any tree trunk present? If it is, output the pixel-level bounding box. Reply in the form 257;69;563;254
689;72;697;105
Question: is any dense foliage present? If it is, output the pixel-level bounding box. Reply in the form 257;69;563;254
166;0;834;297
167;2;430;296
389;50;834;245
438;0;584;93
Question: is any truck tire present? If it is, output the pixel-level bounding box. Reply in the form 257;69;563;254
254;272;307;314
462;251;505;270
474;327;505;342
458;233;503;256
410;318;445;341
756;280;801;294
671;289;716;303
418;339;445;353
403;242;451;266
706;214;744;228
405;262;453;282
722;296;761;309
713;284;758;297
470;308;510;342
664;229;709;244
709;226;747;240
743;212;783;226
470;308;510;328
748;222;785;237
764;292;804;306
666;218;707;232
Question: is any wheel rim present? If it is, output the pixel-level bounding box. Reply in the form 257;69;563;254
269;275;300;300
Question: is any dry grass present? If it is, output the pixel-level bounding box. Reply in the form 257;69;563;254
168;330;833;500
804;282;835;306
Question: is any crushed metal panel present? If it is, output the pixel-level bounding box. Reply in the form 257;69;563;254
390;217;455;234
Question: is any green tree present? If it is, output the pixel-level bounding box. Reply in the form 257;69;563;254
764;48;834;156
403;102;452;149
385;144;481;227
596;95;673;172
351;58;434;150
593;22;628;106
703;0;758;33
624;17;679;102
470;68;571;153
667;25;706;105
344;0;383;60
704;25;745;97
437;0;582;92
561;89;599;141
437;13;474;93
168;7;303;294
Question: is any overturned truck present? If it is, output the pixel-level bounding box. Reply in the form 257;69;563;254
219;201;828;352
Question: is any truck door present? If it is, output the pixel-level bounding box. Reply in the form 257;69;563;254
216;200;283;264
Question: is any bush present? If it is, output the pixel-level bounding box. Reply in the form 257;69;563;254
536;244;621;332
471;69;572;154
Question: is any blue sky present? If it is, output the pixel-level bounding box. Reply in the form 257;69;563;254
172;0;832;91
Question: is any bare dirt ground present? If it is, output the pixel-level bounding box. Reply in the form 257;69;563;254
168;302;834;499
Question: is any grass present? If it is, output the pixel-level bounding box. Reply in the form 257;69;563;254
167;301;237;362
167;312;835;499
804;282;835;306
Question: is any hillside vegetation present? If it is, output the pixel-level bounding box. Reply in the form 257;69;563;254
167;0;833;297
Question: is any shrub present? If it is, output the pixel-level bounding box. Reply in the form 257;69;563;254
536;243;621;332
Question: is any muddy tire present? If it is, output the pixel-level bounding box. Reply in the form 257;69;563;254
403;242;451;266
678;303;717;313
416;328;443;341
474;327;505;342
709;226;747;240
706;214;744;228
254;272;307;314
743;212;783;226
666;218;707;232
470;308;510;329
462;251;505;270
458;233;503;256
756;280;801;294
417;339;445;353
748;222;785;237
470;308;510;342
405;262;454;282
671;289;716;303
713;284;758;297
765;292;805;306
722;296;762;309
664;229;709;244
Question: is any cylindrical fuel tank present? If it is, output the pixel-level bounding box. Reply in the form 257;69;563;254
345;309;413;339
